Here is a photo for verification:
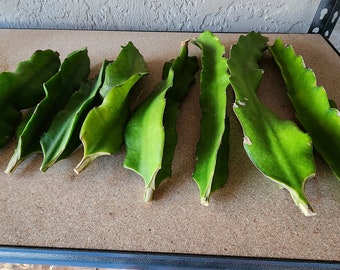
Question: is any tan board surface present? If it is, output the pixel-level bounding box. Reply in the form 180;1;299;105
0;30;339;261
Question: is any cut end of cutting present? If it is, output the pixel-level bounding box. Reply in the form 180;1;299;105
5;153;21;174
5;163;17;174
201;197;210;206
74;152;109;174
74;156;93;174
181;39;190;47
287;185;316;217
298;202;316;217
144;187;154;202
40;161;53;173
40;166;48;173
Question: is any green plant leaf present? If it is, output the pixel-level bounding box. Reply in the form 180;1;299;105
40;60;110;172
228;32;316;216
192;31;230;205
269;37;340;181
124;41;198;201
155;41;199;188
0;50;60;148
5;48;90;173
124;69;174;202
74;42;148;174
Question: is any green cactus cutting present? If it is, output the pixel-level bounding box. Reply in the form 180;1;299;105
0;50;60;148
40;60;109;172
74;42;148;174
228;32;316;216
269;37;340;181
191;31;230;205
124;41;198;201
6;48;90;174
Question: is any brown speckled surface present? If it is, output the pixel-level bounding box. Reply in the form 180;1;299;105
0;30;339;261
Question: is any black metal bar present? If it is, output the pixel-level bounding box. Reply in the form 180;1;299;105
308;0;340;38
0;246;340;270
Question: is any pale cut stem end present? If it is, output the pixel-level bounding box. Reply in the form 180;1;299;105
74;156;93;174
5;154;21;174
40;162;52;173
201;197;210;206
298;202;316;217
200;187;212;206
75;152;111;174
181;39;190;48
288;187;316;217
144;188;154;202
143;172;158;202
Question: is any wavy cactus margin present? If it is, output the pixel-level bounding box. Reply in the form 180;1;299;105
228;32;316;216
269;37;340;182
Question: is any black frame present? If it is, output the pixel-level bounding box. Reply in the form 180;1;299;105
308;0;340;38
1;246;340;270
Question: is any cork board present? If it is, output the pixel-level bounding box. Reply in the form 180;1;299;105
0;30;339;261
